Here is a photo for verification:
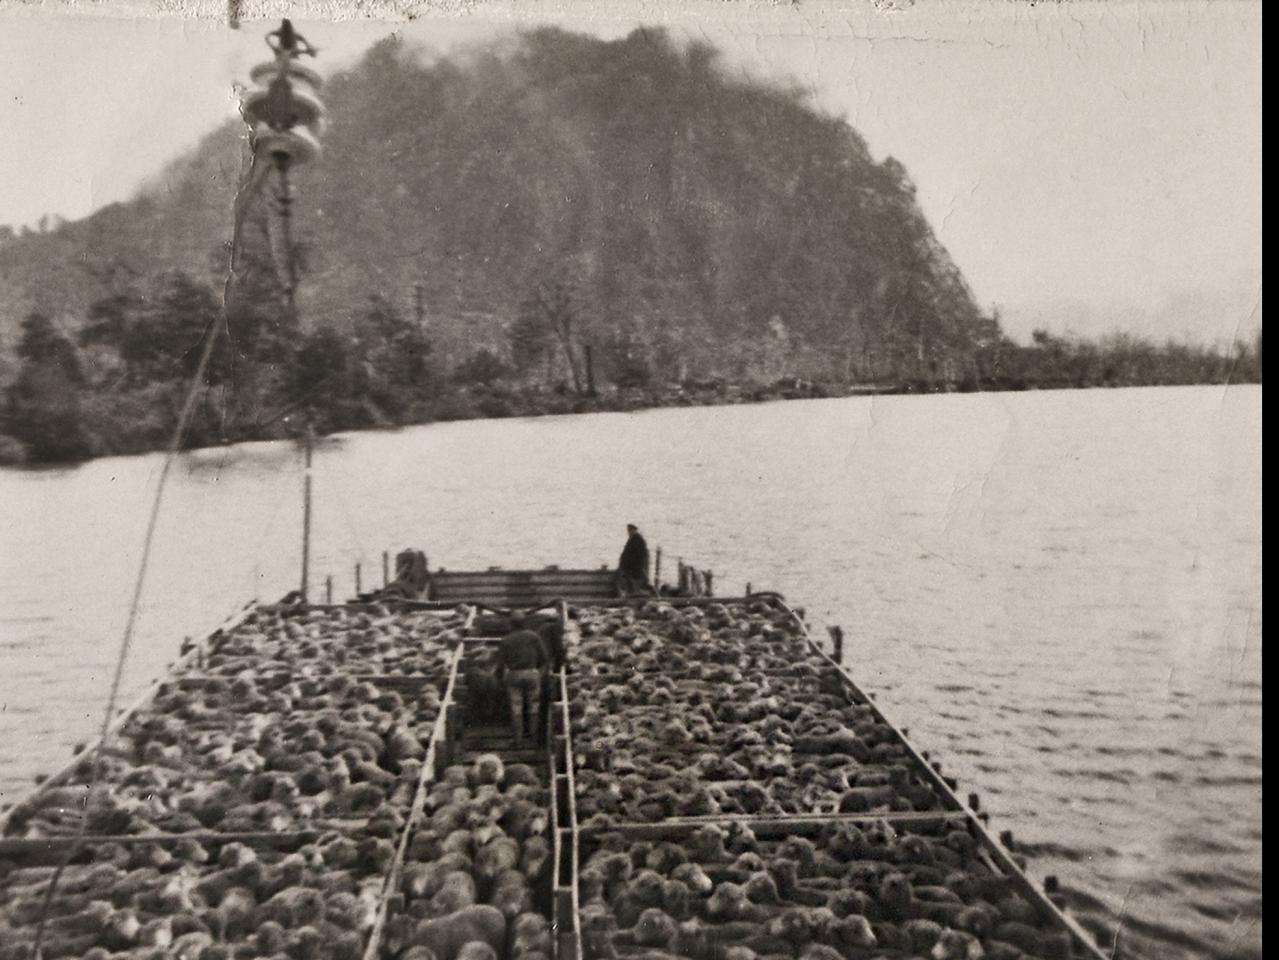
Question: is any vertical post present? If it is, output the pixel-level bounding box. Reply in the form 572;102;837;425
355;562;362;595
445;703;459;766
300;427;313;602
654;547;662;591
325;576;333;604
382;551;390;588
275;154;298;325
829;625;845;664
745;581;752;596
705;570;714;596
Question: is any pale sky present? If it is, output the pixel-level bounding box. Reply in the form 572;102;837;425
0;1;1262;344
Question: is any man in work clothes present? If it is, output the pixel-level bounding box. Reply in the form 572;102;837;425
498;619;556;746
616;523;652;596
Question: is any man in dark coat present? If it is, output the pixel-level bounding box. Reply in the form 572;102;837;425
616;523;652;596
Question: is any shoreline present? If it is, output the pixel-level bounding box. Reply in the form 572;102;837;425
0;376;1262;469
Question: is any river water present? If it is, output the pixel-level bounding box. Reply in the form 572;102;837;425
0;384;1261;959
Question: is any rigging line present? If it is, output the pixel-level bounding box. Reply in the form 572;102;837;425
31;145;271;960
317;449;369;561
248;449;305;595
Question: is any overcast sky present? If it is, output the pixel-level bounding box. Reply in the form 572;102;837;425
0;0;1262;344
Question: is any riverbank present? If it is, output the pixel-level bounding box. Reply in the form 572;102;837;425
0;371;1262;467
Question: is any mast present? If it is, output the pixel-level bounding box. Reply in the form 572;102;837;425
241;20;325;602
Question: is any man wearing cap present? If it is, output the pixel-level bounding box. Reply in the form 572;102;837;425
616;523;652;596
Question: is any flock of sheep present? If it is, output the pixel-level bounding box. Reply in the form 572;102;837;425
565;600;1080;960
0;607;467;958
0;597;1085;960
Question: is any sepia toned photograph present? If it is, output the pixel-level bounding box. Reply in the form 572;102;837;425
0;2;1261;959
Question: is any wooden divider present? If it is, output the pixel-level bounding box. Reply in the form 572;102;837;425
567;664;847;685
576;810;969;842
429;569;618;607
642;809;970;829
169;672;449;690
547;600;574;960
262;594;774;617
549;677;566;959
550;667;583;960
0;827;368;859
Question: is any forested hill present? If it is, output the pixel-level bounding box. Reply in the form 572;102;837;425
0;27;991;378
1;28;1253;464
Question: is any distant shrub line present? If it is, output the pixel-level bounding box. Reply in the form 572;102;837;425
0;271;1260;466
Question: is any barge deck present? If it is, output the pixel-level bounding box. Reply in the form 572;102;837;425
0;565;1108;960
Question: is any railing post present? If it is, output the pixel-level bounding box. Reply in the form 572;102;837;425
325;576;333;604
355;562;362;595
382;550;390;587
299;428;313;602
654;547;662;591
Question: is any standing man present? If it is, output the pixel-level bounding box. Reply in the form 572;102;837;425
616;523;652;596
497;616;553;746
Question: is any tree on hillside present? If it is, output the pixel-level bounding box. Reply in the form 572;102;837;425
353;294;438;418
111;272;226;386
5;313;93;461
454;348;510;386
521;277;585;394
509;310;552;381
80;288;144;351
15;312;83;377
286;324;358;431
598;323;655;389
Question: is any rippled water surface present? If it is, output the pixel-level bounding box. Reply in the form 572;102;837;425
0;384;1262;959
